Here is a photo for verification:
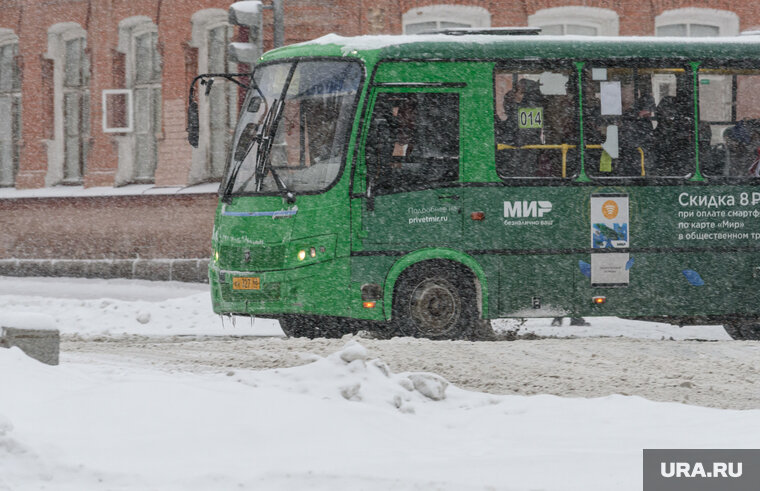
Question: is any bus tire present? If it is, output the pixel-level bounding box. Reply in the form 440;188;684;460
391;260;484;340
278;315;314;338
279;315;358;338
723;321;760;340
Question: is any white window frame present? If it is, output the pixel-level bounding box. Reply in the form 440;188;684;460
114;16;161;186
655;8;739;37
528;6;619;36
43;22;88;187
402;5;490;34
102;89;134;133
188;9;236;184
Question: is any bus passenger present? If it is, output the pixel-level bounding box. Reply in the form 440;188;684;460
653;93;693;176
618;88;655;176
389;99;417;166
724;119;760;176
653;91;711;177
541;88;577;177
367;96;419;192
497;79;546;177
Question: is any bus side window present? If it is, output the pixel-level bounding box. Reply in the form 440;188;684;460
494;67;578;179
699;67;760;178
584;67;656;178
366;92;459;194
583;65;697;179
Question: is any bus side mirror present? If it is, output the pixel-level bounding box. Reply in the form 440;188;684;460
187;100;199;148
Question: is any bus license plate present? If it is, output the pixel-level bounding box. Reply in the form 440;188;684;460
232;277;260;290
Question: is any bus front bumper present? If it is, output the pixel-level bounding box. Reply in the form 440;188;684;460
208;259;350;317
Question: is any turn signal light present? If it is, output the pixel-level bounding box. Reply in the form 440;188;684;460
592;296;606;304
470;211;485;221
363;301;376;309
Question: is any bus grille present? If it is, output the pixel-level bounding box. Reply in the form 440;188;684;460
220;245;286;271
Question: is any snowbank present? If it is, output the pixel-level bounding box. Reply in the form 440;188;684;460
0;277;281;337
1;340;759;490
0;312;56;331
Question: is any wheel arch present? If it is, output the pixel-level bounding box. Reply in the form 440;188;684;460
382;248;489;321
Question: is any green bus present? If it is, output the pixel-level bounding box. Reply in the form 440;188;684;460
190;31;760;340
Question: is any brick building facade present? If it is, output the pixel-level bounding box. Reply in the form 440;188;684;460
0;1;758;281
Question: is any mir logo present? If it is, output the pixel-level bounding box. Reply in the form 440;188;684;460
503;201;553;218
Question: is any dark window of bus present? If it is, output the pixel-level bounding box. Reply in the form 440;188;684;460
494;67;578;179
698;67;760;178
365;92;459;195
583;65;694;179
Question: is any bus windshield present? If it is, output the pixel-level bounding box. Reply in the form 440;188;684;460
223;60;362;196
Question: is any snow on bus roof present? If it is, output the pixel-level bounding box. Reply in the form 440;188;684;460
302;32;760;57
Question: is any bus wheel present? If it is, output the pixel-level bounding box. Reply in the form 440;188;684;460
723;321;760;340
279;315;356;338
392;261;483;340
278;315;314;338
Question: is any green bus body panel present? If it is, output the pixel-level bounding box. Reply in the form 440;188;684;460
209;34;760;324
210;162;356;318
461;185;760;318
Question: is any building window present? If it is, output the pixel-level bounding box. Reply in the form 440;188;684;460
402;5;490;34
133;30;161;183
0;31;21;187
63;37;90;183
189;9;236;183
655;8;739;37
45;23;90;186
528;7;619;36
115;17;162;185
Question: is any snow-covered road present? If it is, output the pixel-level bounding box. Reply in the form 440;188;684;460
62;334;760;410
1;276;759;490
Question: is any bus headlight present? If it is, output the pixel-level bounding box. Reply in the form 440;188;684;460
297;250;306;261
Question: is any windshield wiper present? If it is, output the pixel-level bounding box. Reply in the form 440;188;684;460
228;97;294;204
222;112;268;204
220;81;275;204
223;98;278;203
253;99;295;203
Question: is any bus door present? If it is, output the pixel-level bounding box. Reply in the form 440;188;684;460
464;64;584;316
359;89;463;248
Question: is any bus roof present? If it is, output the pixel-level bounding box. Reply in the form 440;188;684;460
262;33;760;63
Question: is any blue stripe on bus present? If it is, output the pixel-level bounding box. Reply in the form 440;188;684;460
222;210;298;217
682;269;705;287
